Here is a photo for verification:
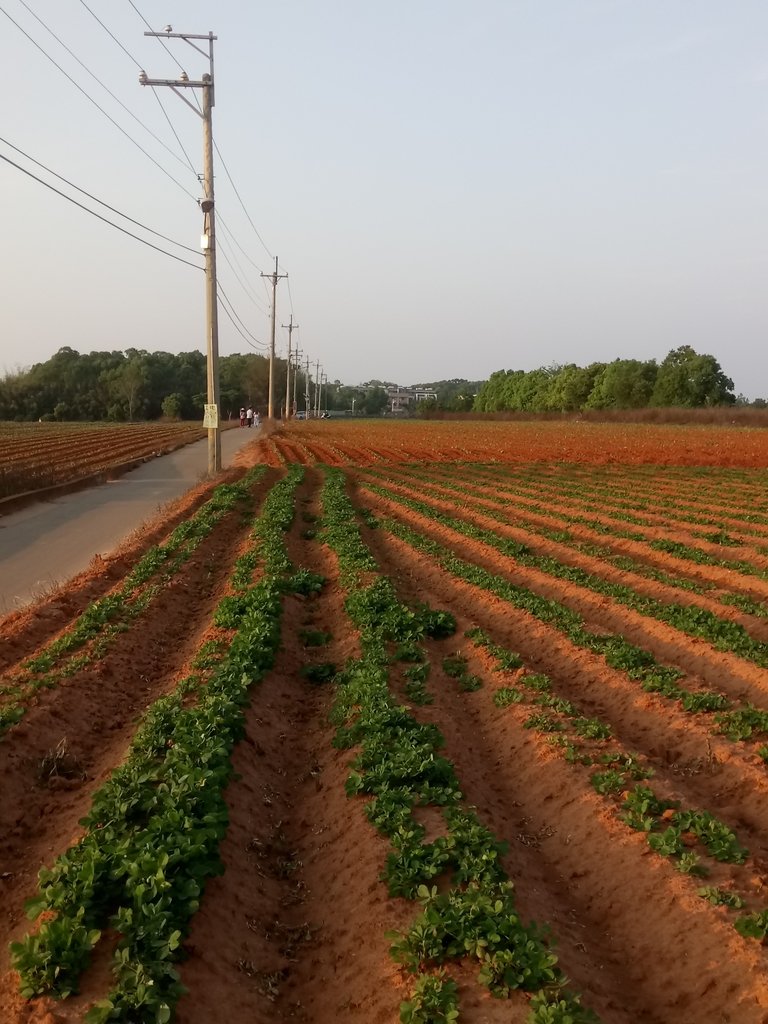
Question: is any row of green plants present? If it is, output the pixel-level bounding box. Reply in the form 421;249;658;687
466;628;768;939
446;464;768;574
503;463;768;535
11;466;305;1022
356;498;768;755
321;467;597;1024
419;465;768;617
377;465;743;602
376;463;768;611
359;477;768;669
413;462;768;580
0;467;265;736
458;461;768;537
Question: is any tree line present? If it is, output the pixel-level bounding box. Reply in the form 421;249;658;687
472;346;749;413
0;347;391;421
0;344;759;423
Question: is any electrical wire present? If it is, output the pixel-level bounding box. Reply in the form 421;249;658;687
215;211;266;275
0;135;200;255
0;150;204;270
213;140;274;261
216;221;269;312
217;245;269;316
217;284;265;345
126;0;185;72
75;0;141;68
74;0;202;175
1;4;198;202
14;0;197;181
217;285;267;350
150;87;197;176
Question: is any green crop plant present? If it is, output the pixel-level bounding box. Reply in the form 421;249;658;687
698;887;746;909
11;468;299;1021
494;687;524;708
321;468;594;1019
399;970;459;1023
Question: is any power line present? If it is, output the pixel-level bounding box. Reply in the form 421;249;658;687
213;139;274;261
75;0;199;174
286;274;297;319
216;220;269;312
0;135;200;255
217;285;267;350
17;0;197;179
215;210;267;275
0;150;203;270
0;3;198;202
126;0;185;72
76;0;142;68
218;244;269;316
150;87;197;175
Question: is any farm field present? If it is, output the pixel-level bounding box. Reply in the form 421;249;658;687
0;422;214;502
2;420;768;1023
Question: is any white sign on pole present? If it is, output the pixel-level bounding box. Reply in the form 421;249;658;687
203;404;218;428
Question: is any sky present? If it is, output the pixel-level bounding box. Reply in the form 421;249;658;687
2;1;768;397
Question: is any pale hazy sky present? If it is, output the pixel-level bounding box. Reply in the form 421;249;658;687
2;1;767;396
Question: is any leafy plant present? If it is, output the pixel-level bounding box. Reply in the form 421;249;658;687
299;628;332;648
697;887;745;909
494;687;524;708
400;971;459;1023
300;662;337;685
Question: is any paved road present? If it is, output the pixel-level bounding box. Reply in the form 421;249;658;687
0;426;261;616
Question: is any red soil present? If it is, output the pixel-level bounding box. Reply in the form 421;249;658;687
3;422;768;1022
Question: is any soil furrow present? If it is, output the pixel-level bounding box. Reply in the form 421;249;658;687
357;483;768;708
351;496;768;862
349;509;768;1022
363;468;768;641
175;468;411;1023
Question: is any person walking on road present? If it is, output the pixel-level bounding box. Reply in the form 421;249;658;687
246;406;254;428
239;407;246;427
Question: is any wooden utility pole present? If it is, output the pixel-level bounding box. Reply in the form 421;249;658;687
140;30;221;473
293;347;302;416
261;257;287;420
282;315;299;420
314;360;321;418
305;355;311;418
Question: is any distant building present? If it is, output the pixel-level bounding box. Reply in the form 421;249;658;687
384;385;437;412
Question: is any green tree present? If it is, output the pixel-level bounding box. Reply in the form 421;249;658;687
545;363;605;411
112;357;148;420
650;346;735;407
161;393;184;419
586;359;657;409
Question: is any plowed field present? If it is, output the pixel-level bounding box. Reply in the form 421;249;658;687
2;420;768;1024
0;422;211;502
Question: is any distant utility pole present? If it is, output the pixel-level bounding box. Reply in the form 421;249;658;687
140;29;221;475
292;347;302;416
282;315;299;420
305;355;311;418
314;360;321;417
261;257;287;420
